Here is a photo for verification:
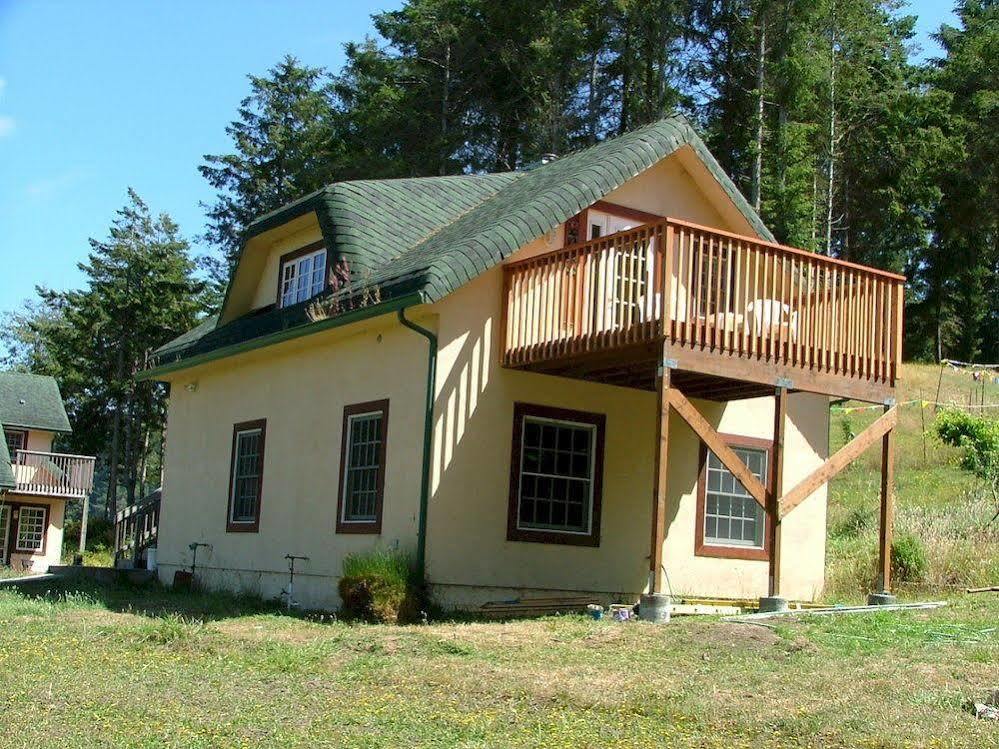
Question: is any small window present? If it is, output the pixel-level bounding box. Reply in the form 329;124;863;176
337;400;389;534
15;505;47;553
590;224;602;240
696;437;770;560
4;428;26;457
278;245;327;308
226;420;266;532
508;403;605;546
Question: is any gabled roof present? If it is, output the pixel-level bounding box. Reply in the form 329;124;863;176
0;373;72;433
147;115;772;377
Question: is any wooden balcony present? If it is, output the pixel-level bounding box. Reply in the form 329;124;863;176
501;218;904;403
11;449;96;499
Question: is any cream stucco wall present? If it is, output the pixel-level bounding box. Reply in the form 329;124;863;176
155;149;828;609
2;494;65;572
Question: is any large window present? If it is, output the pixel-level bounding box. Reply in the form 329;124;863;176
15;505;47;553
278;244;327;308
4;428;26;457
226;420;266;532
508;403;605;546
337;400;389;534
696;436;771;560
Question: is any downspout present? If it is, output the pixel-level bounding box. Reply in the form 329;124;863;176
397;308;437;584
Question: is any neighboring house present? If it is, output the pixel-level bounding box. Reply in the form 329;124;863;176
0;373;96;572
142;116;903;611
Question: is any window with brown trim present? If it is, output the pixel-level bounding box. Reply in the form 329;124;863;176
277;242;328;309
507;403;605;547
336;400;389;534
695;434;772;561
4;428;26;457
226;420;266;532
14;504;47;553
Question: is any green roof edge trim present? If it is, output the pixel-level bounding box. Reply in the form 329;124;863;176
140;291;425;381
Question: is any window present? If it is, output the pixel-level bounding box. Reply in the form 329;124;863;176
278;244;327;308
15;505;47;553
337;400;389;534
226;420;266;532
4;428;26;457
695;436;771;561
508;403;605;546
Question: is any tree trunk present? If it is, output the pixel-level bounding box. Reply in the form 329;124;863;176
751;10;766;212
105;346;125;520
825;28;837;255
439;41;451;176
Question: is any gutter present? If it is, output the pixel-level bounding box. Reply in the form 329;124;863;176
397;307;437;584
138;293;424;381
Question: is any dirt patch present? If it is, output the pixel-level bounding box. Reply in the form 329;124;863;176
687;621;783;649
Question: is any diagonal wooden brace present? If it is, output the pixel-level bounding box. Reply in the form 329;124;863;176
779;406;897;519
666;387;768;509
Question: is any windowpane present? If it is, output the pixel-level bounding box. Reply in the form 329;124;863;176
16;506;46;552
517;416;595;535
703;445;767;548
342;411;383;523
230;428;263;524
4;429;26;457
279;248;327;308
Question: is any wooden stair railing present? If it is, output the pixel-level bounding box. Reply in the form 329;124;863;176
114;491;161;568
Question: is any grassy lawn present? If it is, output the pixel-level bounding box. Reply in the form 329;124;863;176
1;361;996;748
0;580;996;748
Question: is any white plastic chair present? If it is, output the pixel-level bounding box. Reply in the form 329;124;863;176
747;299;799;340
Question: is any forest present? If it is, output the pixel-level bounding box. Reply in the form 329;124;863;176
2;0;996;520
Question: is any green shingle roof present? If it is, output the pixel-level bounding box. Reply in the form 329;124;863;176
0;373;72;433
0;425;16;490
149;115;771;375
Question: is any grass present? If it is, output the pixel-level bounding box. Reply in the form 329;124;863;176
0;362;995;747
0;579;994;748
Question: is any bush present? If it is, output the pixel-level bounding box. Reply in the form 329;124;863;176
891;532;929;584
831;506;875;539
338;549;422;624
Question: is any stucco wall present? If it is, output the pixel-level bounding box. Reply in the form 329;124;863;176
156;315;428;606
3;494;65;572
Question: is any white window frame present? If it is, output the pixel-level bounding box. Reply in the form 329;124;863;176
340;410;384;525
279;247;327;308
14;505;46;553
0;505;10;562
229;427;264;526
516;415;597;537
703;446;768;549
4;428;27;457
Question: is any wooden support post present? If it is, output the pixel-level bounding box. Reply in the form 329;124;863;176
769;387;787;597
877;404;896;593
649;359;671;593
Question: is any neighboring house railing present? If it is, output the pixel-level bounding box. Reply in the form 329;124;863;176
11;449;96;499
501;218;904;389
114;491;160;568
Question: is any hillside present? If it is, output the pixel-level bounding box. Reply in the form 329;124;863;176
826;362;999;597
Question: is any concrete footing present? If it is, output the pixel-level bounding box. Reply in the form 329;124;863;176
638;593;671;623
867;592;897;606
757;596;789;613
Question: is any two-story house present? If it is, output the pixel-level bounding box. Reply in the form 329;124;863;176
142;116;903;612
0;373;96;572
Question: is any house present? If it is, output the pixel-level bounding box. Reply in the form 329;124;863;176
0;373;96;572
142;116;903;612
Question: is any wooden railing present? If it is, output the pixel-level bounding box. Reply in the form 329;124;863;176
11;450;96;498
114;491;161;567
501;218;904;389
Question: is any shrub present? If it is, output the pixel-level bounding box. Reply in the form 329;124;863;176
934;410;998;502
831;506;875;539
891;532;928;584
338;548;422;624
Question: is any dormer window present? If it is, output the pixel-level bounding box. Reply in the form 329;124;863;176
279;244;328;308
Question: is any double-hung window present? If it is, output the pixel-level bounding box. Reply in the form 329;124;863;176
508;403;605;546
15;505;47;553
696;437;770;560
226;420;266;532
278;245;327;308
337;400;389;534
4;428;26;457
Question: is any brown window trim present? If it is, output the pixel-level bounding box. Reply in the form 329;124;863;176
275;240;330;309
589;199;664;225
12;502;49;555
336;399;389;535
695;433;773;561
507;402;605;548
5;428;27;454
226;419;267;533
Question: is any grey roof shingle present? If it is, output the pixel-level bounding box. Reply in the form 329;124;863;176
150;115;771;372
0;373;72;433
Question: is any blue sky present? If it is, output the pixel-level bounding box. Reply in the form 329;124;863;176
0;1;957;314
